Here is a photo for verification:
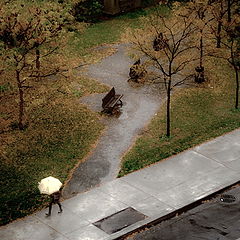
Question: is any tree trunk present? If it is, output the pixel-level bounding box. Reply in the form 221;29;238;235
36;48;40;70
195;32;205;83
36;48;40;80
200;32;203;68
227;0;231;22
16;70;24;130
234;66;239;109
216;21;222;48
166;77;171;137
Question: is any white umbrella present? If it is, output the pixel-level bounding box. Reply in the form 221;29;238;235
38;176;62;195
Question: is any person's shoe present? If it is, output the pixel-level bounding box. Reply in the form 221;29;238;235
45;213;51;217
58;210;63;214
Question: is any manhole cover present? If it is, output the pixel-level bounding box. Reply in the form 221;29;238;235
93;207;147;234
220;194;236;203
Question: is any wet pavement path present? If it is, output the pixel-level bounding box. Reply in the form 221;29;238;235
63;44;162;198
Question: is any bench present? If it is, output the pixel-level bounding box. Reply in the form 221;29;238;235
102;87;123;114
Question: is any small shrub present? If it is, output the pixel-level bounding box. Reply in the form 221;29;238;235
142;0;157;7
71;0;103;23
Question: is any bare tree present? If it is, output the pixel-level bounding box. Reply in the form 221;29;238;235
223;26;240;109
208;0;229;48
208;0;239;49
183;0;214;83
128;8;197;136
209;19;240;109
0;1;71;129
227;0;238;22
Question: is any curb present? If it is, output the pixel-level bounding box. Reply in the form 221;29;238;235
107;180;240;240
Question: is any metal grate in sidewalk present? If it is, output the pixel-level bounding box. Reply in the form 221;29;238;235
93;207;147;234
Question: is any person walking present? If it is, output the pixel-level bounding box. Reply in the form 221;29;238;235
46;190;63;216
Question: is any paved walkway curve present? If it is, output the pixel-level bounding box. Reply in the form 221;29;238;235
63;44;162;198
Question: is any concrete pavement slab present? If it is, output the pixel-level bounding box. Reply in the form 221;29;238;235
98;179;150;205
155;182;209;209
224;129;240;142
129;196;175;217
50;237;69;240
155;166;240;209
64;224;109;240
121;150;224;196
194;135;240;163
0;216;65;240
223;158;240;171
34;207;90;235
63;188;127;223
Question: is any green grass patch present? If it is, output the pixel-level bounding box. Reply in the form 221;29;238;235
119;58;240;177
0;97;104;225
71;75;109;98
0;52;109;225
0;66;109;225
68;5;168;56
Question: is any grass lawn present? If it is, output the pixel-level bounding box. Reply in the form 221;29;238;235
119;57;240;176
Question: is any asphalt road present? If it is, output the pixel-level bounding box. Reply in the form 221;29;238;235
125;184;240;240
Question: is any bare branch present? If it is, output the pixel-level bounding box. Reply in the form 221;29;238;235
172;74;195;87
172;57;199;75
40;46;59;59
134;34;169;77
21;85;34;89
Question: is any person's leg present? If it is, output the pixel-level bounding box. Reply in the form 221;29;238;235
57;202;62;213
46;200;53;216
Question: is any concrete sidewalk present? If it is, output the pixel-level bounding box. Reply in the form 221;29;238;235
1;129;240;240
